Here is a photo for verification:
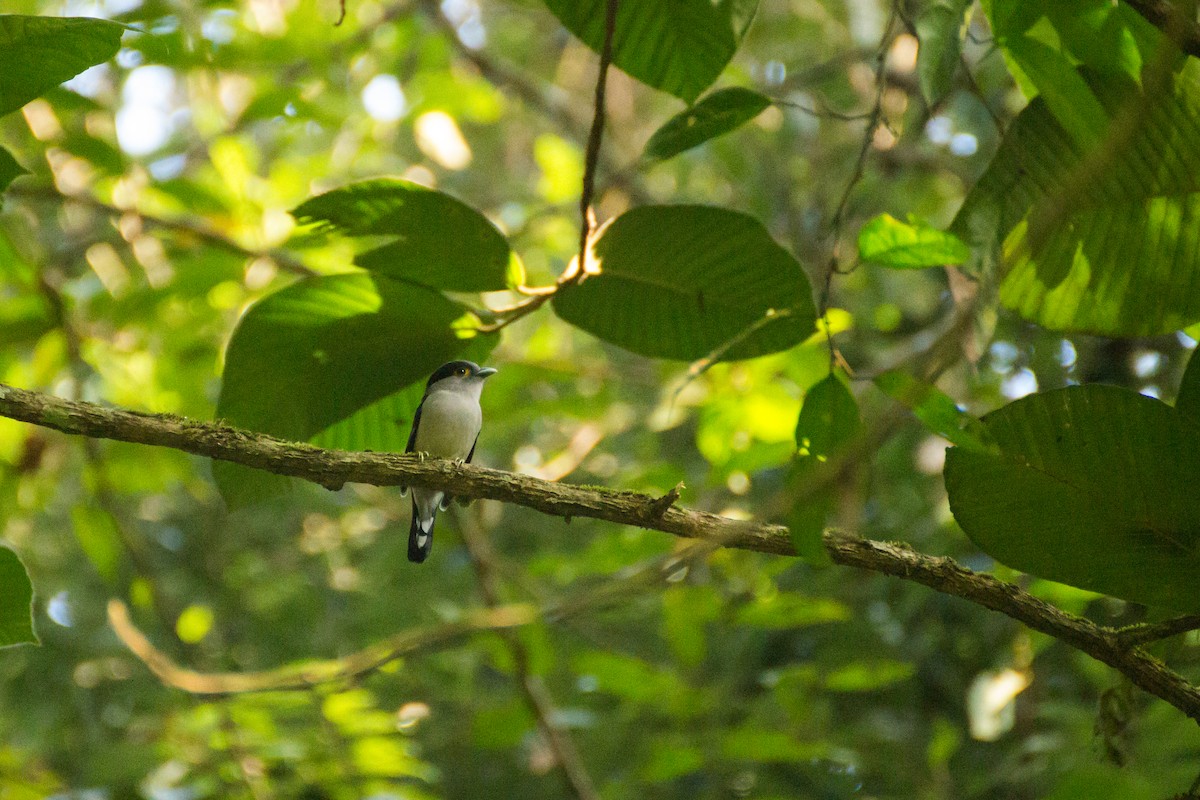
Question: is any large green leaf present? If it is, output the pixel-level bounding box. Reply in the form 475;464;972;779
215;273;495;506
983;0;1160;86
0;15;125;117
790;373;861;565
292;179;520;292
0;545;35;648
541;0;758;103
1002;34;1108;149
945;384;1200;611
551;205;816;361
951;63;1200;335
643;87;771;161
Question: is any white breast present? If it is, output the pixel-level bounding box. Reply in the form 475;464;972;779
414;388;483;460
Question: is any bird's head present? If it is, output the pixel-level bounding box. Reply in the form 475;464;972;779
426;360;498;391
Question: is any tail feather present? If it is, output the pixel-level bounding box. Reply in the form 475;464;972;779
408;499;436;563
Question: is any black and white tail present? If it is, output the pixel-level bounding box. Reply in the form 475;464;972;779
408;499;436;563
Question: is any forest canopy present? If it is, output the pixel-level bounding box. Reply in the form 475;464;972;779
3;0;1200;798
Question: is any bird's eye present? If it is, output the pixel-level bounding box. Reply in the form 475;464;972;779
458;368;467;375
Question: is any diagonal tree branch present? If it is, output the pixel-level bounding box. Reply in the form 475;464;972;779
4;381;1200;723
458;510;600;800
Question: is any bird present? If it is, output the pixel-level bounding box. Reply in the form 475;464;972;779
401;360;497;563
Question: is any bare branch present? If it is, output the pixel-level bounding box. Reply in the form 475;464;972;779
4;383;1200;724
458;511;600;800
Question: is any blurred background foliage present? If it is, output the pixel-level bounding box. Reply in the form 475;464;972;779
2;0;1200;798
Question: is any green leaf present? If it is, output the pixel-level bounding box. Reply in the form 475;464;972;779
857;214;970;269
0;293;54;345
823;659;915;692
71;506;122;583
292;179;521;292
1175;347;1200;423
951;63;1200;335
874;370;990;450
551;205;816;360
915;0;971;105
541;0;759;103
790;374;861;565
0;15;125;117
1003;33;1109;149
733;593;850;628
643;87;771;161
0;545;36;648
721;727;824;763
0;146;27;192
214;273;495;506
945;385;1200;611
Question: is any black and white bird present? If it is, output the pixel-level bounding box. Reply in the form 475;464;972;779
402;360;497;563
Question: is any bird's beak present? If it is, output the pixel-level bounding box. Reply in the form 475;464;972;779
477;367;498;378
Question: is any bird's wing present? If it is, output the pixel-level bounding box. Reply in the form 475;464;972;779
405;399;424;453
465;432;480;464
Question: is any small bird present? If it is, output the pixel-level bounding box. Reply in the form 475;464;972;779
401;360;497;563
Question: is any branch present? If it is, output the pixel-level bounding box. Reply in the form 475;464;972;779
458;511;600;800
1116;615;1200;649
107;599;534;694
5;382;1200;723
111;538;718;697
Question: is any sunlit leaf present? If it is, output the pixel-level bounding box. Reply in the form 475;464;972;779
175;604;214;644
953;62;1200;334
292;179;521;292
858;214;970;269
215;273;496;506
0;15;125;117
1002;34;1108;149
0;545;35;648
552;205;816;360
541;0;758;103
945;384;1200;611
643;87;771;161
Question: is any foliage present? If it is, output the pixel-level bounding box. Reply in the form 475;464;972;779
2;0;1200;797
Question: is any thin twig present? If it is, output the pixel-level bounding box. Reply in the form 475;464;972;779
8;183;315;276
1116;615;1200;649
457;510;600;800
819;1;897;369
575;0;620;280
462;0;621;335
